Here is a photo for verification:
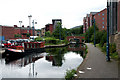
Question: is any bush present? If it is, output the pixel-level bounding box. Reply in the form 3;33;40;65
110;43;116;53
65;69;77;80
102;43;106;52
100;31;107;47
85;26;98;43
35;37;43;41
45;37;60;44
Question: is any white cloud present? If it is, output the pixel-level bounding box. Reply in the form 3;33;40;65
0;0;107;29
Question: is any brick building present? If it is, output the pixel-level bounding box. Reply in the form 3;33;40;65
41;28;45;37
52;19;62;30
35;29;41;37
86;14;90;29
90;12;98;27
45;24;54;34
0;25;34;40
83;17;87;33
94;8;107;31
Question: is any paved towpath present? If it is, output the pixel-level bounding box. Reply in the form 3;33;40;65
76;43;119;78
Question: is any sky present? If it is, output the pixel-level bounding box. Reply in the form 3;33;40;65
0;0;107;29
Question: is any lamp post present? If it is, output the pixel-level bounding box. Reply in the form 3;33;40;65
106;0;110;61
19;21;22;27
19;21;22;37
28;15;32;33
32;20;37;41
94;18;96;47
59;23;62;40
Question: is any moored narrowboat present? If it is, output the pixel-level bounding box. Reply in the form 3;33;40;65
4;41;45;57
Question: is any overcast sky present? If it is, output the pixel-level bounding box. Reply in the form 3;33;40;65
0;0;107;29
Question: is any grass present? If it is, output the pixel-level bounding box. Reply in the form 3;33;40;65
65;69;77;80
96;43;119;60
83;44;88;59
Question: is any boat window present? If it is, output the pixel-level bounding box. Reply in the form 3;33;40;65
37;44;39;48
31;44;32;48
34;44;36;48
27;44;29;48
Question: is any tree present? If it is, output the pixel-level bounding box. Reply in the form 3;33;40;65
52;22;66;40
85;26;98;42
70;25;83;36
14;34;22;38
45;31;51;37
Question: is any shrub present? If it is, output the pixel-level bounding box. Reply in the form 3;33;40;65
65;69;77;80
35;37;43;41
45;37;60;44
110;43;116;53
100;31;107;47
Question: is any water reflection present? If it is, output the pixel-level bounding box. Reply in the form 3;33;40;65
1;43;85;78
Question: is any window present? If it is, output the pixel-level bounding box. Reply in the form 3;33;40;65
98;14;100;15
102;13;104;16
102;18;104;20
102;22;104;24
102;26;104;28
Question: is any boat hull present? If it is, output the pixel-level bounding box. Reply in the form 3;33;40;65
3;48;45;59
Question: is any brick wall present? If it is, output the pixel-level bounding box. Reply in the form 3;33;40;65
94;8;107;31
83;17;87;33
45;24;54;34
2;26;15;40
1;26;34;40
86;14;90;29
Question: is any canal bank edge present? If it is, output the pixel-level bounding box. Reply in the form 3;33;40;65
76;43;89;78
45;43;71;48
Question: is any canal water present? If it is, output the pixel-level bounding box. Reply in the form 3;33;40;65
0;43;85;78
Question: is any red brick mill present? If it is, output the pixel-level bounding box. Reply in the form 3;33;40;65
0;25;34;40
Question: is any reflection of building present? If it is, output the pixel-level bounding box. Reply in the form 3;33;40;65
67;44;85;51
0;25;34;40
108;0;120;57
46;54;62;67
52;19;62;30
45;24;54;34
46;55;53;62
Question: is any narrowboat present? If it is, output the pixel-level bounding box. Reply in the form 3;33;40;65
4;41;45;58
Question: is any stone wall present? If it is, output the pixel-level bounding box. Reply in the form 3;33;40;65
109;33;120;58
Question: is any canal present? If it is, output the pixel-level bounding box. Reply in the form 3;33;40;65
0;43;85;78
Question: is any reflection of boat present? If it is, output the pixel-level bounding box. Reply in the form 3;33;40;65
4;42;45;58
5;53;46;67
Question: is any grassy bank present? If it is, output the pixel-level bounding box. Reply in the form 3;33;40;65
96;43;119;60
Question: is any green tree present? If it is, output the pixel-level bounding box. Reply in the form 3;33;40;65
85;26;98;42
52;22;66;40
45;31;51;37
91;31;104;44
14;34;22;38
70;25;83;36
26;33;30;37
